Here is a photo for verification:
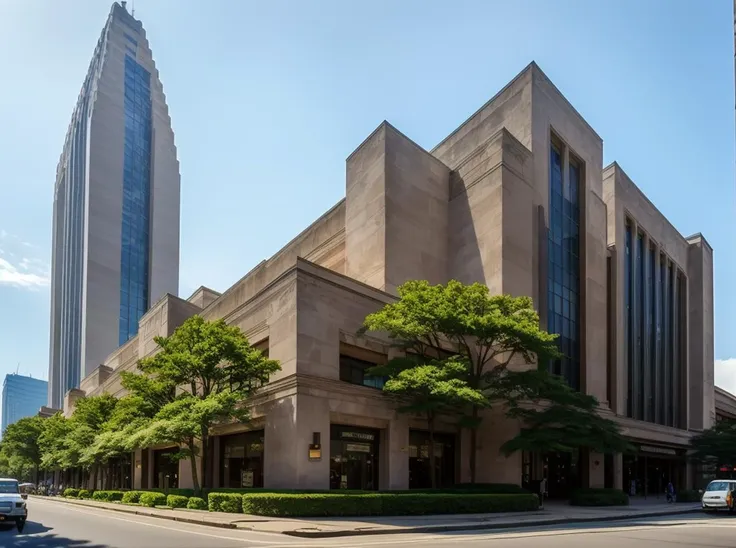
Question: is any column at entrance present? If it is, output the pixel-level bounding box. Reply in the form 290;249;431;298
264;393;330;490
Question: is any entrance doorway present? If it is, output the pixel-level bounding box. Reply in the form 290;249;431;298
623;445;686;498
152;448;179;490
220;430;264;488
408;430;456;489
544;451;581;499
329;425;379;491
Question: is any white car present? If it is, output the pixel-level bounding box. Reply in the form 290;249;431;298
701;479;736;511
0;479;28;532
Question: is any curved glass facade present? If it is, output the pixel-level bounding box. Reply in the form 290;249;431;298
119;55;152;345
547;140;580;390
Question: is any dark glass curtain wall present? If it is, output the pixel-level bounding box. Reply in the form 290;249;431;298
624;221;684;428
547;140;581;390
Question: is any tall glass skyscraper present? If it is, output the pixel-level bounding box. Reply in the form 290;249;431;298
2;374;48;436
48;2;180;409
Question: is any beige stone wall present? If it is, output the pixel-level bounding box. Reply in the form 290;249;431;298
345;123;449;293
688;235;715;430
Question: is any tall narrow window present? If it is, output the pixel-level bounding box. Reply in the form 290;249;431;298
661;259;669;425
624;222;633;418
547;138;581;391
646;245;655;422
635;233;644;420
119;55;152;345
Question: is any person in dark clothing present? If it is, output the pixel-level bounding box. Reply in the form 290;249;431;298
666;481;676;503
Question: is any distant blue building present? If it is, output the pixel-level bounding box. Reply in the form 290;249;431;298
1;374;48;436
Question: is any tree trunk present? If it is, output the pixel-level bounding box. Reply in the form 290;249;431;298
470;405;479;484
92;465;98;491
428;413;437;489
200;427;209;489
188;440;200;495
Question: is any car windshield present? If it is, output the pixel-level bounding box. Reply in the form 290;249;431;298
706;481;732;492
0;481;18;494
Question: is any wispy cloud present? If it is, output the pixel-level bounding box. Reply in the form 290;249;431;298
0;229;49;289
0;257;49;288
716;359;736;395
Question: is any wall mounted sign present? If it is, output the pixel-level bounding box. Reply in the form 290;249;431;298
340;431;375;442
309;444;322;461
639;445;677;456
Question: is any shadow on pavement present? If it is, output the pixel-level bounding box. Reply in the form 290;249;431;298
433;514;730;538
1;521;105;547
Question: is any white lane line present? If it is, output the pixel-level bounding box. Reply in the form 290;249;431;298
255;520;736;548
30;498;295;545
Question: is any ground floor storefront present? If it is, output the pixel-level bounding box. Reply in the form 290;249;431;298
121;390;695;495
130;424;695;496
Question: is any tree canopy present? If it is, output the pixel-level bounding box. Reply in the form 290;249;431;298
363;280;629;481
123;315;280;493
690;420;736;468
370;357;485;487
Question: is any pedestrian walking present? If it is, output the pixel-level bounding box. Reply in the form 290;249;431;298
666;481;676;503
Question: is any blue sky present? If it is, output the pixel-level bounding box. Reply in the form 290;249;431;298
0;1;734;391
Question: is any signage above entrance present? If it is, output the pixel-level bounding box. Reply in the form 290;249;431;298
639;445;677;456
340;431;375;442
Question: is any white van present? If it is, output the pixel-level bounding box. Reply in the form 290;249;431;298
702;479;736;510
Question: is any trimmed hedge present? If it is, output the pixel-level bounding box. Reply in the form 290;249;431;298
139;492;167;508
449;483;529;494
122;491;143;504
148;488;196;498
238;492;540;517
92;490;124;502
570;488;629;507
208;493;243;513
676;489;701;503
63;488;80;498
167;495;189;509
78;489;92;499
187;497;207;510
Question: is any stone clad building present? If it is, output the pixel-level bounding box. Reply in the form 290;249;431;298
65;62;718;496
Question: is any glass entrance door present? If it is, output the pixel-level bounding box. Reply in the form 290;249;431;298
329;425;379;491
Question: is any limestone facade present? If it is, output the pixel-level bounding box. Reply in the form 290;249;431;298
70;62;717;493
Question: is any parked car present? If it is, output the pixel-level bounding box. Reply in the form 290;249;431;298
702;479;736;511
0;479;27;532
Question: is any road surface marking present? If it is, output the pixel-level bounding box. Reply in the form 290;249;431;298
31;498;290;544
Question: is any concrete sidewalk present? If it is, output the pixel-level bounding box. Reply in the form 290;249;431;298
31;495;702;538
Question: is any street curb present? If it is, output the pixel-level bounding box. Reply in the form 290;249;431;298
29;496;237;530
282;508;703;538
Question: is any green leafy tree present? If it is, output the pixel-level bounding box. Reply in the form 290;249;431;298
125;315;280;493
690;420;736;470
363;280;626;482
1;416;46;482
371;357;485;488
39;413;74;473
81;395;155;488
496;369;633;456
67;394;118;487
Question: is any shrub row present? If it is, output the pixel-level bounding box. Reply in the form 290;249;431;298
206;492;539;517
139;492;168;508
92;490;124;502
187;497;207;510
569;488;629;507
63;488;79;498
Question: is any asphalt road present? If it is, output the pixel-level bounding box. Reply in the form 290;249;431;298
5;498;736;548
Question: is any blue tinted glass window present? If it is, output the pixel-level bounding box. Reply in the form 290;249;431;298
119;55;152;345
547;142;580;390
